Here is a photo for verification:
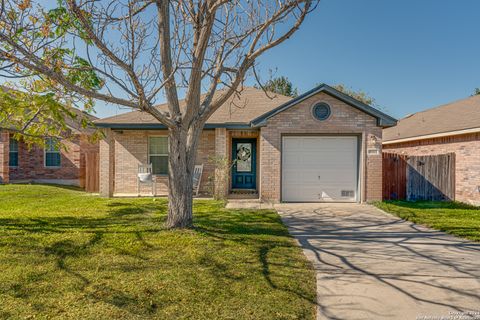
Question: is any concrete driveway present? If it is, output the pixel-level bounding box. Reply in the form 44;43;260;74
275;203;480;320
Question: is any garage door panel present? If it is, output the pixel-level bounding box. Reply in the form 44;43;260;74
284;137;305;151
282;170;312;184
283;153;301;164
282;136;358;202
282;186;356;202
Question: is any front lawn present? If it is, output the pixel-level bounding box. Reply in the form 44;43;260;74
375;201;480;241
0;185;316;319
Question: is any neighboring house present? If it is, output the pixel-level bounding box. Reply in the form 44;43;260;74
0;109;99;187
383;95;480;205
95;84;396;202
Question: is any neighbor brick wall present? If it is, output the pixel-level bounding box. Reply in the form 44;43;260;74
383;133;480;205
259;92;383;202
0;130;9;184
109;129;215;195
9;134;83;184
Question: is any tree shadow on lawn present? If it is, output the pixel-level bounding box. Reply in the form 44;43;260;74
1;202;317;318
194;208;317;307
0;201;166;234
380;200;480;241
44;232;104;287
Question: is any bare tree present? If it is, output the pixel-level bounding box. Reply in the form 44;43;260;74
0;0;319;228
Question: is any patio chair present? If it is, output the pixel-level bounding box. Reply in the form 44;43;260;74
137;163;156;196
193;164;204;197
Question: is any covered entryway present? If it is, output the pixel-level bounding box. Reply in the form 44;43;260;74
231;138;257;190
282;136;359;202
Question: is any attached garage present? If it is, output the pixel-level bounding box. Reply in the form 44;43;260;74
282;136;359;202
251;84;396;203
95;83;397;202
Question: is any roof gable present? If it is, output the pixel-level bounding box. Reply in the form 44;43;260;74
251;84;396;127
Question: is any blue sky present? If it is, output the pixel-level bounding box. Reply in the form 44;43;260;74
95;0;480;120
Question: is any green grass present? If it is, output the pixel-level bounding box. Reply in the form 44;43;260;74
374;201;480;241
0;185;316;319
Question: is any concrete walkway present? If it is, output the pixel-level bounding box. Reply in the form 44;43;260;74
275;203;480;320
225;199;274;209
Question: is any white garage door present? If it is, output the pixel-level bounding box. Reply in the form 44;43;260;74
282;136;359;202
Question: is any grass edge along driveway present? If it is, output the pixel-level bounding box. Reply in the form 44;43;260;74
0;184;316;319
375;201;480;242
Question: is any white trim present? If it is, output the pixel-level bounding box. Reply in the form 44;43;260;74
383;127;480;145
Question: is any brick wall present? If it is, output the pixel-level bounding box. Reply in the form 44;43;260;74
0;130;9;183
99;129;115;197
259;92;383;202
213;128;260;197
109;129;215;195
214;128;228;198
383;133;480;205
8;134;94;186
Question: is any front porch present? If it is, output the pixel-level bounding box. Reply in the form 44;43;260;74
99;128;261;200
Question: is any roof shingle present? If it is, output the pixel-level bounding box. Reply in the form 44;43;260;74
95;87;291;126
383;95;480;142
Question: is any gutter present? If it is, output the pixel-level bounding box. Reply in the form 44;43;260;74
94;122;253;130
383;127;480;145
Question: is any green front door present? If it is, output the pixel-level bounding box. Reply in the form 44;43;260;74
231;139;256;189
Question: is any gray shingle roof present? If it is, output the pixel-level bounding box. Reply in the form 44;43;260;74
383;95;480;142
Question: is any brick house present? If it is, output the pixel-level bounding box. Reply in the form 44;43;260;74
0;109;99;187
383;95;480;205
95;84;396;202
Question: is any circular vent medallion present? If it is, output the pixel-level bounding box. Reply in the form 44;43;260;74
312;103;331;121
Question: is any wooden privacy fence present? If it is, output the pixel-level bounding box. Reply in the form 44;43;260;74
383;152;455;201
85;152;100;193
382;153;407;200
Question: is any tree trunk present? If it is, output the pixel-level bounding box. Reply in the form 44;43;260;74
165;126;201;228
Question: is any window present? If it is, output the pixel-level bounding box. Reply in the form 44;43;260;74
9;138;18;167
236;143;252;172
312;102;331;121
45;138;61;167
148;136;168;175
